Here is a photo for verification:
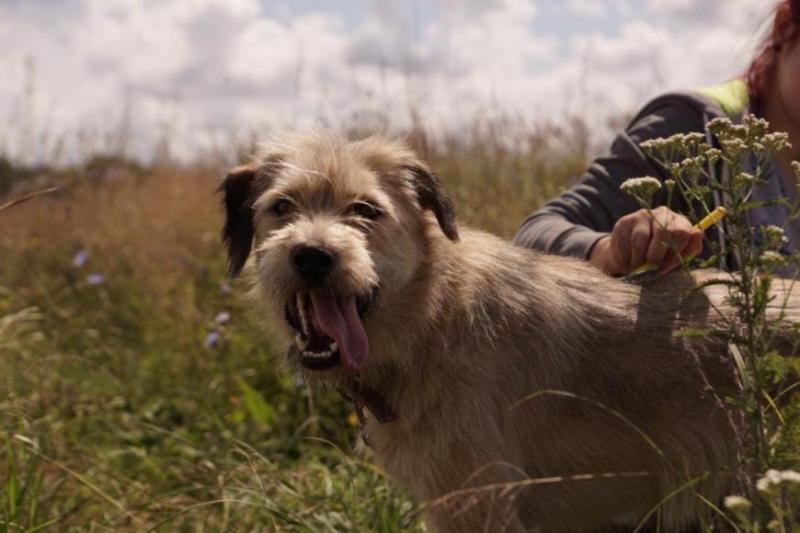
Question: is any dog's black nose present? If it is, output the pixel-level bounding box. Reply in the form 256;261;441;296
291;245;335;282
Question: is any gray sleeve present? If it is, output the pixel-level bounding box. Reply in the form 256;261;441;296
512;95;707;259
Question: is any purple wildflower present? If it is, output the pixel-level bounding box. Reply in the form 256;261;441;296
86;273;105;285
73;249;89;267
204;331;221;348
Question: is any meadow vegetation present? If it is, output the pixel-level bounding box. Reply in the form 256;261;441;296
0;122;588;530
5;114;798;531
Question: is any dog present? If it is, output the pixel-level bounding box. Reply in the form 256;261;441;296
219;132;796;532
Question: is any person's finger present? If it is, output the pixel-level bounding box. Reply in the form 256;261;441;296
658;228;705;276
645;214;672;264
629;219;652;269
667;227;692;260
686;229;704;259
613;216;636;272
659;251;680;275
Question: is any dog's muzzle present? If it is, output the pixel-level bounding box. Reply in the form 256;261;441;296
282;242;377;373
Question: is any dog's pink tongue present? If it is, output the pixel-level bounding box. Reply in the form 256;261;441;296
309;291;368;373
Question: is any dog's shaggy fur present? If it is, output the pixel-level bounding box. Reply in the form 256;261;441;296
220;132;797;532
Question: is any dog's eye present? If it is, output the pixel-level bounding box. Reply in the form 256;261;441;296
350;201;382;220
269;198;293;217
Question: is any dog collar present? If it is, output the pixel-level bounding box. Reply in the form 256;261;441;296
340;377;398;425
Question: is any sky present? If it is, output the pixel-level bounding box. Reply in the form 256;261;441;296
0;0;779;164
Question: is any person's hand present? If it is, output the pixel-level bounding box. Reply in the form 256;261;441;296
589;206;704;276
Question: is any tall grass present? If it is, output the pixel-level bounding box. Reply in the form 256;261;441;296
0;121;586;529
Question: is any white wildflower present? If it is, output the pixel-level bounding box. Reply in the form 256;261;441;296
760;251;785;266
706;148;722;165
639;139;657;151
763;225;788;250
744;114;769;136
707;117;733;137
729;124;748;139
640;137;675;154
757;469;783;493
733;172;756;190
723;495;751;511
721;138;747;157
680;157;703;172
620;176;662;206
780;469;800;484
792;161;800;179
665;133;688;151
684;132;705;146
762;132;791;152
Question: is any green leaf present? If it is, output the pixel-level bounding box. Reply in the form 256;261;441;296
237;378;276;428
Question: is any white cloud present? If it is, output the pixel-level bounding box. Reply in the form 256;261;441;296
647;0;777;29
567;0;605;18
0;0;780;164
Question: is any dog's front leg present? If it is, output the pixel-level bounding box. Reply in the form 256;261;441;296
403;430;528;533
424;480;527;533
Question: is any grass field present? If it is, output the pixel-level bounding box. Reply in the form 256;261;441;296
0;124;588;530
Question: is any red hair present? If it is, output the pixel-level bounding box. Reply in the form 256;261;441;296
745;0;800;106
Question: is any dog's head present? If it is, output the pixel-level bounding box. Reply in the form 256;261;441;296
220;133;458;379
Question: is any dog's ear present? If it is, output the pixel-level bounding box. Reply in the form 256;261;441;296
219;164;267;276
403;164;459;241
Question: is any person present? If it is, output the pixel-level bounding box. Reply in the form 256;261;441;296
513;0;800;276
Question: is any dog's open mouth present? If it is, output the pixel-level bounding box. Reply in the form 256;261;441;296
285;290;373;373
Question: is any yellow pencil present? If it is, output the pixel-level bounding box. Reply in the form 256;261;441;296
625;206;726;279
694;206;727;232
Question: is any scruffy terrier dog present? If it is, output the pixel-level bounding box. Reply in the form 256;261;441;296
220;132;793;532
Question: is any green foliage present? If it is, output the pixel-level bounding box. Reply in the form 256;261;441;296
236;377;277;428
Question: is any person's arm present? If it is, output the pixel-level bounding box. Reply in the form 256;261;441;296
512;94;708;263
